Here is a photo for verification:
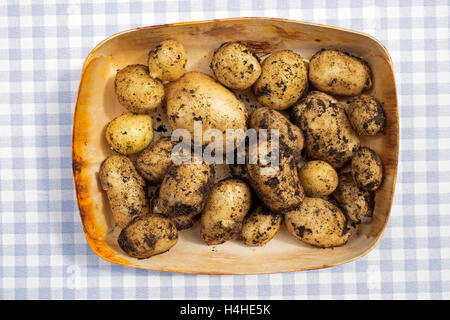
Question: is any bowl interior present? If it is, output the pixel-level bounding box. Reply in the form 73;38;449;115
72;18;398;274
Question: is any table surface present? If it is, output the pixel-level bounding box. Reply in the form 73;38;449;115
0;0;449;300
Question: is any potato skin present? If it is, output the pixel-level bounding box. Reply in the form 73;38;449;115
99;155;150;229
115;64;164;113
308;49;372;96
136;137;175;183
211;42;262;90
290;91;360;168
347;94;385;135
105;113;153;155
118;214;178;259
331;173;374;223
284;197;350;248
249;107;304;160
166;72;248;150
200;179;252;245
351;147;383;191
148;40;187;82
246;138;304;214
171;212;200;230
253;50;308;110
241;205;282;247
299;160;338;197
153;161;215;218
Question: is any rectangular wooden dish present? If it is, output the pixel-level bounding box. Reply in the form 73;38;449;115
72;17;399;274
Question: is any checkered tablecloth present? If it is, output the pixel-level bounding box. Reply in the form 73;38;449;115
1;0;449;300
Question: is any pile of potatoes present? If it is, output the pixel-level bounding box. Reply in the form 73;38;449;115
99;38;386;259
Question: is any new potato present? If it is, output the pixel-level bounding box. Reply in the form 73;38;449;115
105;113;153;155
166;72;248;151
284;197;350;248
152;160;215;218
115;64;164;113
291;91;360;168
332;173;374;223
201;179;252;245
351;147;383;191
253;50;308;110
299;160;338;197
99;155;150;229
249;107;304;161
148;39;187;82
347;94;385;135
211;41;262;90
136;137;175;183
241;205;282;247
118;214;178;259
308;49;372;96
246;138;305;214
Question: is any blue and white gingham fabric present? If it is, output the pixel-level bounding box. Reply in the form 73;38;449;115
0;0;449;300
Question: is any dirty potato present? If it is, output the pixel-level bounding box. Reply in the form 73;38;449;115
118;214;178;259
105;113;153;155
284;197;350;248
332;173;374;223
152;160;215;218
200;179;252;245
171;212;200;230
99;155;150;229
166;71;248;151
290;91;360;168
299;160;338;197
148;39;187;82
246;138;304;214
249;107;304;160
347;94;385;135
308;49;372;96
136;137;175;183
115;64;164;113
351;147;383;191
241;205;282;247
253;50;308;110
211;42;262;90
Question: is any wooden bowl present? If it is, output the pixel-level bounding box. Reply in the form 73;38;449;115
72;17;399;274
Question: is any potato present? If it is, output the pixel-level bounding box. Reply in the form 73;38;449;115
118;214;178;259
149;185;199;230
308;49;372;96
347;94;385;135
249;107;304;160
241;205;282;247
211;42;261;90
166;72;248;151
332;173;374;223
284;197;350;248
200;179;252;245
246;138;304;214
114;64;164;113
299;160;338;197
229;163;249;181
253;50;308;110
171;212;200;230
351;147;383;191
105;113;153;155
153;161;214;218
290;91;360;168
148;39;187;82
136;137;175;183
229;143;250;181
99;155;150;229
